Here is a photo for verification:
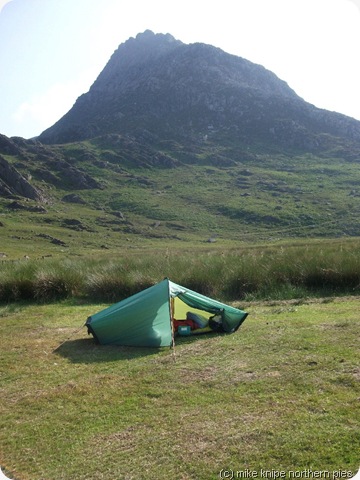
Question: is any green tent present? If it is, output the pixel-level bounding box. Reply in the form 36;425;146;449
86;278;248;347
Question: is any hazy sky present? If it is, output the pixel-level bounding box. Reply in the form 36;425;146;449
0;0;359;139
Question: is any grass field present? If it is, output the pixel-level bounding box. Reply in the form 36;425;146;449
2;237;360;304
0;296;359;480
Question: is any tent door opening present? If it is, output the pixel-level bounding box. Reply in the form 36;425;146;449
172;296;221;335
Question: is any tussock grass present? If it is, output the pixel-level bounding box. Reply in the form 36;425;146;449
0;298;359;479
1;239;360;303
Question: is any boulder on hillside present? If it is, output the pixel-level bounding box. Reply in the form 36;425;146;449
7;201;47;213
0;155;45;201
61;193;86;204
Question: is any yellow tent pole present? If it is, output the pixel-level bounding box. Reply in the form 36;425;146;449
170;297;176;362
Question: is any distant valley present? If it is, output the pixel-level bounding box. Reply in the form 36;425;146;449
1;30;360;259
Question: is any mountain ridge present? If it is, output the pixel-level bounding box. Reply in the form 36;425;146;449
38;30;360;151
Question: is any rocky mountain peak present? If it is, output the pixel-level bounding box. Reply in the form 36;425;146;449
38;31;360;150
94;30;182;85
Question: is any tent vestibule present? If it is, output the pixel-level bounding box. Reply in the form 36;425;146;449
86;278;248;347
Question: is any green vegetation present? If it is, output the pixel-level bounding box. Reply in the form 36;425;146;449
1;134;360;479
0;297;359;479
2;136;360;261
1;238;360;303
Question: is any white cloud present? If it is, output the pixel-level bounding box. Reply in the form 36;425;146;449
11;70;96;138
13;84;72;124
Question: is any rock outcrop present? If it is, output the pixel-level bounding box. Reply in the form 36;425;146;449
38;30;360;153
0;155;44;201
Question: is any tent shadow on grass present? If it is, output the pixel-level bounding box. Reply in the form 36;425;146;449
54;331;220;364
53;338;162;363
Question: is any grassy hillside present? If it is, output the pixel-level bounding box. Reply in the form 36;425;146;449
1;134;360;261
0;297;359;479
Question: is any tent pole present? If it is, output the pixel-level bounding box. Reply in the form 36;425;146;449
170;297;176;362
